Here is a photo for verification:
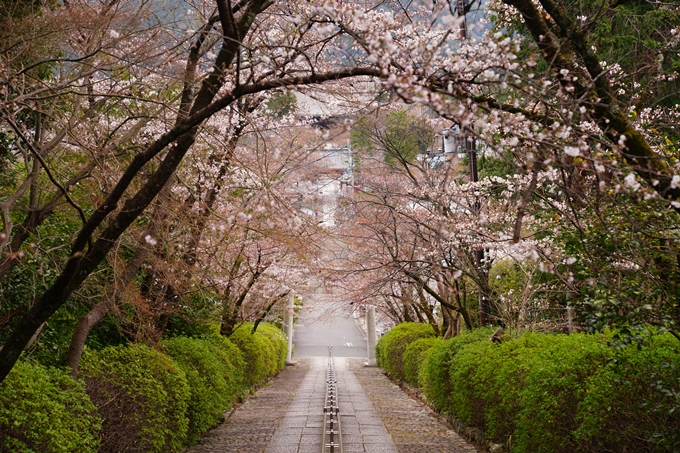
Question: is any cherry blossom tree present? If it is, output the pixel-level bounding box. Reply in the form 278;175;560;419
336;0;680;338
0;0;383;381
2;0;679;384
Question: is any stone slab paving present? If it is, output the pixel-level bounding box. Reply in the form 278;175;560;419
333;357;398;453
185;356;478;453
266;356;327;453
347;358;479;453
185;358;311;453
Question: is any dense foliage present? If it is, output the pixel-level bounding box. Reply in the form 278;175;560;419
402;336;441;388
378;323;680;452
160;337;238;446
375;322;435;381
420;328;496;413
228;322;287;389
71;325;286;452
80;345;190;453
0;361;100;453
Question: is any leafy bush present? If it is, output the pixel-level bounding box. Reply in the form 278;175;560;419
207;336;246;400
375;322;435;381
448;332;611;450
402;337;441;388
393;326;679;453
253;322;288;373
511;333;610;453
575;333;680;453
80;344;189;453
420;327;494;413
228;322;285;388
475;334;560;443
448;339;496;428
467;333;607;451
0;361;100;453
160;337;232;446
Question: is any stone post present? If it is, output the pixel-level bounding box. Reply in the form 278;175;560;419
567;305;574;334
366;306;377;366
285;294;295;365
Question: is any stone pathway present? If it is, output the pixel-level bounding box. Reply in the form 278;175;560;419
185;358;311;453
186;357;478;453
266;357;327;453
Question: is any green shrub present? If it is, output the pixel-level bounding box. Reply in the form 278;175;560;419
575;333;680;453
476;333;562;444
449;332;610;449
253;322;288;373
430;329;679;453
403;337;441;388
228;323;282;388
505;333;610;452
0;361;100;453
420;327;494;413
207;336;247;400
376;322;435;381
80;344;189;453
449;339;496;428
471;333;608;452
160;337;232;446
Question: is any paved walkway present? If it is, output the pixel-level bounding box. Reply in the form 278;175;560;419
186;357;478;453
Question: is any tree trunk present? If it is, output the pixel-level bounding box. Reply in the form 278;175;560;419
0;1;379;382
251;290;289;334
64;180;173;375
0;1;260;382
416;287;440;336
441;305;455;340
454;279;473;330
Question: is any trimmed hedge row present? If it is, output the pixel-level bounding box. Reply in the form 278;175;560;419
80;344;190;453
160;337;234;446
376;323;680;452
0;361;100;453
375;322;435;381
402;336;441;388
420;327;495;413
0;322;288;453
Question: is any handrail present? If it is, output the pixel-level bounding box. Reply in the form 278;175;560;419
322;346;343;453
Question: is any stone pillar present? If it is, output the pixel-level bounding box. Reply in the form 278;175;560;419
567;305;574;334
285;294;295;365
366;306;377;366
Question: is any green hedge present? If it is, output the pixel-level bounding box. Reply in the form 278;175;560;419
375;322;435;381
0;324;287;453
80;344;190;453
0;361;100;453
574;333;680;452
420;327;495;413
207;336;246;400
228;322;287;389
377;328;680;452
510;334;610;453
254;322;288;372
402;337;441;388
448;339;496;429
160;337;235;446
456;333;610;450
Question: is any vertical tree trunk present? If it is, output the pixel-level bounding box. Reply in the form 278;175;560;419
64;180;173;375
441;305;455;340
416;286;440;336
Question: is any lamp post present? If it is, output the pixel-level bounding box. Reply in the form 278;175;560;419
454;0;490;326
465;132;490;326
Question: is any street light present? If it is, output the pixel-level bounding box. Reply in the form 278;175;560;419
453;0;490;327
442;125;490;326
